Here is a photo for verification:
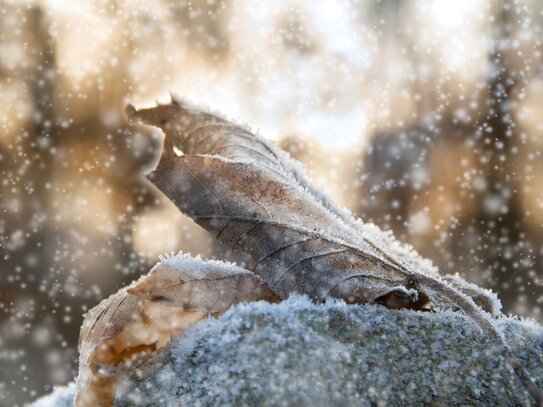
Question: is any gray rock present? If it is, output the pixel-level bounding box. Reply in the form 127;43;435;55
33;295;543;407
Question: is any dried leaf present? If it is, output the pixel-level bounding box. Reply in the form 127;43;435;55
75;253;277;406
125;100;496;312
126;98;543;404
130;253;279;311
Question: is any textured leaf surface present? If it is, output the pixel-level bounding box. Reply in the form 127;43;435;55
129;253;280;311
125;99;500;314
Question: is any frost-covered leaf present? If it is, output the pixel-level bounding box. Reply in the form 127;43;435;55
76;286;145;406
129;253;280;311
442;273;502;316
75;253;276;406
125;99;498;313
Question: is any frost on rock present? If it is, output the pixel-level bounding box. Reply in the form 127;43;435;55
32;383;76;407
31;295;541;407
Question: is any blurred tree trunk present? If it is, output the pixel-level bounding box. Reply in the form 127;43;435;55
468;1;536;314
24;5;57;285
0;5;58;301
0;5;71;404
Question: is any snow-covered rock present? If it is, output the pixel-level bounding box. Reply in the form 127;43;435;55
33;295;543;406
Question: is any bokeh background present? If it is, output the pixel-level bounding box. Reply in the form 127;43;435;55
1;0;543;404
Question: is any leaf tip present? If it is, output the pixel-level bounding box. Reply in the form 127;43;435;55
169;91;182;105
124;103;138;122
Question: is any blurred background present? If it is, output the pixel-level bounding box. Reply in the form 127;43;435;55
1;0;543;404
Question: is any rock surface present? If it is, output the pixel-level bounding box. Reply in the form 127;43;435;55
33;295;543;406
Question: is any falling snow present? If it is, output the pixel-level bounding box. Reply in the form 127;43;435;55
1;0;543;405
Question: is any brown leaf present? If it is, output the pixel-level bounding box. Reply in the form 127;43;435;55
129;253;279;311
125;99;498;313
75;253;277;406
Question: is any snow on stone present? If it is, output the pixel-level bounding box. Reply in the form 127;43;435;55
34;295;542;406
